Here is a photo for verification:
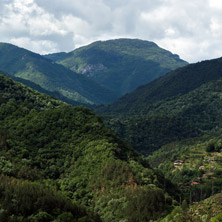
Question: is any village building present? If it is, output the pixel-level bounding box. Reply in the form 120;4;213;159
199;166;205;170
174;160;184;167
191;181;199;185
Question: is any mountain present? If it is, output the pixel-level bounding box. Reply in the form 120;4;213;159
2;71;83;106
45;38;188;96
101;57;222;114
0;43;118;105
97;57;222;154
0;74;179;222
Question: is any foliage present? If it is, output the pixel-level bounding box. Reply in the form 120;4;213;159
156;206;184;222
104;115;200;155
211;213;222;222
101;57;222;114
7;74;84;106
148;133;222;203
206;139;222;152
45;38;187;96
157;194;222;222
0;43;117;104
0;75;176;221
0;175;99;222
98;76;222;154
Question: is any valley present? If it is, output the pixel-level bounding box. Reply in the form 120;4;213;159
1;38;222;221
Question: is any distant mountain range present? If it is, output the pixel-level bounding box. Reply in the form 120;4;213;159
98;57;222;154
0;39;187;105
45;38;187;96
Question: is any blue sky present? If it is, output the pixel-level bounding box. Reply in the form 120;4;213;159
1;0;222;62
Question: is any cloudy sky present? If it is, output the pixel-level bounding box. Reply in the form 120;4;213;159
0;0;222;62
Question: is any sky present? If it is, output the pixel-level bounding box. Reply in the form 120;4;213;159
0;0;222;63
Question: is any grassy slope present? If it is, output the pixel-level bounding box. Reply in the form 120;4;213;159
0;43;118;104
45;39;187;96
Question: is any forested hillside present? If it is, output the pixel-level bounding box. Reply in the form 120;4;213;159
2;72;83;106
0;74;179;222
148;132;222;206
155;193;222;222
93;56;222;221
101;57;222;114
98;57;222;155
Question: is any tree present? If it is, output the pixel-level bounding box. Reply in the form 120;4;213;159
181;200;188;211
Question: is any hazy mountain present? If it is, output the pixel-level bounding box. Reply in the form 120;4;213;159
45;38;188;96
101;57;222;114
0;43;118;105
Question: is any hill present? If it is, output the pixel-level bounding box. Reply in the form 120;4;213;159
0;74;179;222
0;43;118;105
148;132;222;202
102;57;222;114
45;38;187;96
2;71;83;106
97;57;222;155
150;133;222;221
156;193;222;222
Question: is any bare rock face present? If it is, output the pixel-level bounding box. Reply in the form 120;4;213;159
80;64;107;77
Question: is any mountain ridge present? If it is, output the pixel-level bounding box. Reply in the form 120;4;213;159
0;42;118;105
45;38;188;96
97;56;222;155
100;57;222;114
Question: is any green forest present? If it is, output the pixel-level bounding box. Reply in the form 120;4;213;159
1;38;222;222
0;74;179;222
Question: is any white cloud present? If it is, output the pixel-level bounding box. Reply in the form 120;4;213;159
10;37;58;54
209;0;222;9
0;0;222;62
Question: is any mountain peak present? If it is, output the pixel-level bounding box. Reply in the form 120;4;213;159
45;38;188;96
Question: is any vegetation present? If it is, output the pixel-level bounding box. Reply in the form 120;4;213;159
97;57;222;155
5;73;84;107
45;38;187;96
0;43;118;104
0;75;178;221
156;193;222;222
101;57;222;114
2;40;222;221
93;55;222;220
147;132;222;204
0;175;99;222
